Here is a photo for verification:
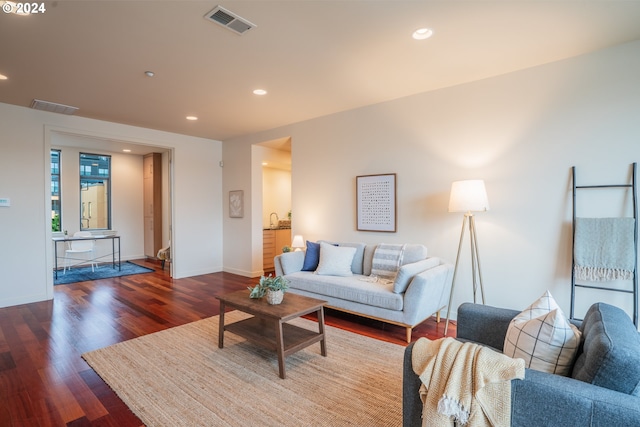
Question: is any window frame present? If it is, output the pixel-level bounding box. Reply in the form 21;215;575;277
79;152;112;231
51;149;62;232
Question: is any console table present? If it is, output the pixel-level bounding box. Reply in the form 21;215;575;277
53;234;121;279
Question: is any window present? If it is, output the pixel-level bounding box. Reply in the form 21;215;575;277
80;153;111;230
51;150;61;232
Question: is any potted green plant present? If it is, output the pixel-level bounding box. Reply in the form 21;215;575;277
248;274;289;304
52;214;61;232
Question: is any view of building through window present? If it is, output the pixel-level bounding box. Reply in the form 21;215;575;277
51;150;61;232
80;153;111;230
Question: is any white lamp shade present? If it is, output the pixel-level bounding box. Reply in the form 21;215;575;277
448;180;490;213
291;235;305;248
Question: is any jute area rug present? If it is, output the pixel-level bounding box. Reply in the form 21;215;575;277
82;311;404;426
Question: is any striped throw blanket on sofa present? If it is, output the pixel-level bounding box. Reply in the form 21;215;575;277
371;243;407;281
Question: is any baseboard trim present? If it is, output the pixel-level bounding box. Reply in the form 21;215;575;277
222;267;262;278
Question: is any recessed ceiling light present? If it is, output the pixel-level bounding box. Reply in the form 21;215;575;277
0;74;7;80
144;71;155;77
262;162;268;166
253;89;267;96
412;28;433;40
122;149;132;153
186;116;198;121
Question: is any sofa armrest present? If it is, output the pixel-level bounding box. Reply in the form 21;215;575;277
274;251;305;276
456;303;520;350
274;254;284;276
403;262;454;325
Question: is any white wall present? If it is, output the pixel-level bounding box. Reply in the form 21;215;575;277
223;40;640;320
0;103;223;308
262;167;292;229
161;151;171;250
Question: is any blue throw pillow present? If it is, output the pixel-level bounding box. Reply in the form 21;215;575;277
302;241;321;271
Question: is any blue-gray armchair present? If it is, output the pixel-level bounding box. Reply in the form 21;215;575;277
403;302;640;426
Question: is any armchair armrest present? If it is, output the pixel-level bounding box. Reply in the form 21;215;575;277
512;368;640;426
403;342;423;427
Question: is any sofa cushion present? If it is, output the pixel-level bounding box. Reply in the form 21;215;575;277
286;271;403;311
315;242;356;277
338;242;366;274
571;303;640;396
503;291;581;376
401;244;428;265
363;244;376;276
393;257;440;294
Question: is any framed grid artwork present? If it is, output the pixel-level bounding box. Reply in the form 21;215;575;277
356;173;396;232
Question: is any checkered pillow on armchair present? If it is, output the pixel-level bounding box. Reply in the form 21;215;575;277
503;291;582;376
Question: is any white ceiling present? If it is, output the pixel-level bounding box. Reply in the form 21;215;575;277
2;1;640;143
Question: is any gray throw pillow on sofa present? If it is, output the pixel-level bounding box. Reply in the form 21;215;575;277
571;303;640;396
393;258;440;293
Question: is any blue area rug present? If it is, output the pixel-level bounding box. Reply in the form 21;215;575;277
54;261;154;285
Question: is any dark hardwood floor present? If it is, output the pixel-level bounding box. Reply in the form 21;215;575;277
0;259;456;426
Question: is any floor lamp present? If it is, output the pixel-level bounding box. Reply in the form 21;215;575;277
444;179;490;335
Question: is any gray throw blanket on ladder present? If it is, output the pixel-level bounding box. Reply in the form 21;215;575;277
574;217;636;281
371;243;406;282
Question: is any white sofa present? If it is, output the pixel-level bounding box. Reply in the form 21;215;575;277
274;241;454;342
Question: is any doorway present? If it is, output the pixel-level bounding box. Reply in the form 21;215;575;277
48;130;174;277
254;137;292;273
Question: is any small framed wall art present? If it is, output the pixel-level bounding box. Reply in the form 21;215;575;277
356;173;396;232
229;190;244;218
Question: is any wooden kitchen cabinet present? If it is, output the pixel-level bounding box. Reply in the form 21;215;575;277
263;230;276;271
263;229;291;272
275;229;291;254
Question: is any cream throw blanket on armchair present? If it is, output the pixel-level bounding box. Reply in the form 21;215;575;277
412;337;524;427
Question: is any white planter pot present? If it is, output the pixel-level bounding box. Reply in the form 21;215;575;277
266;289;284;305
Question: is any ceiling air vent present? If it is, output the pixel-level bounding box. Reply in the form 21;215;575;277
30;99;78;115
204;5;256;35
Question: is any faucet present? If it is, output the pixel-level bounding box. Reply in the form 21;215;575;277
270;212;279;229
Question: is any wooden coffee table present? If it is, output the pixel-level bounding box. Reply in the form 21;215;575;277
216;290;327;379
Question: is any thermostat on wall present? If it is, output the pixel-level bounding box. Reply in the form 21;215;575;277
0;198;11;207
